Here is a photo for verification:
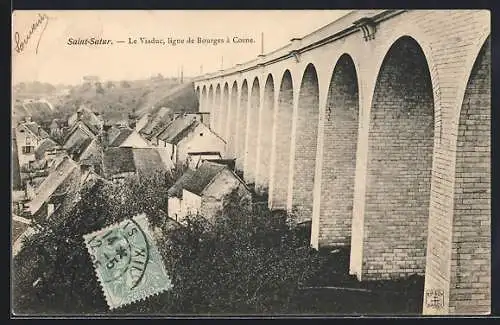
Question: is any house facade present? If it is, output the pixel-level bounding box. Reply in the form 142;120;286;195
167;161;251;224
15;117;50;168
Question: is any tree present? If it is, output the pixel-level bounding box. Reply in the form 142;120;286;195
95;82;105;95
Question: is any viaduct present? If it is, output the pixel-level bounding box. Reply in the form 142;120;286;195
192;10;491;315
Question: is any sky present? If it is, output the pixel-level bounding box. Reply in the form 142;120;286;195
12;10;351;85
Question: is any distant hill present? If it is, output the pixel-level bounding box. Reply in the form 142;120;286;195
136;81;199;118
12;77;200;127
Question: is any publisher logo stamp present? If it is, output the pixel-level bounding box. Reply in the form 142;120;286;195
83;213;172;310
425;289;445;310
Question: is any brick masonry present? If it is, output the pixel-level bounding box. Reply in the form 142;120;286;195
448;37;490;315
244;79;261;184
318;54;359;247
362;37;434;280
291;65;320;223
271;72;294;209
226;82;238;158
255;75;275;194
236;81;249;172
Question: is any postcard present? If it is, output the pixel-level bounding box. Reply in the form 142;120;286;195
11;9;491;316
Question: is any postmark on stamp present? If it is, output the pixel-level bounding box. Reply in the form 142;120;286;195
83;213;172;310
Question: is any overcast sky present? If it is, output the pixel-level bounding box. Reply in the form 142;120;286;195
12;10;351;85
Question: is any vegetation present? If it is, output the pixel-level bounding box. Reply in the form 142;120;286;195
12;173;324;315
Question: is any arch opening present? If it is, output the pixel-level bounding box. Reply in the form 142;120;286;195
449;37;490;314
208;85;214;128
237;80;249;173
220;83;229;137
318;55;359;249
353;36;435;280
227;82;238;158
256;74;275;197
291;64;320;223
245;78;260;185
214;84;221;135
271;71;293;209
201;86;207;113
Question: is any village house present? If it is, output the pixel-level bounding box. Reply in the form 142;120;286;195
26;155;98;219
67;106;103;136
166;161;251;224
138;107;172;144
106;125;150;148
155;116;226;168
102;147;173;183
15;116;51;168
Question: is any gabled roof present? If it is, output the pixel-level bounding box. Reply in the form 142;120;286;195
102;147;171;178
63;122;95;147
204;159;236;171
20;122;50;139
156;117;198;144
66;137;93;161
139;107;171;137
102;147;135;176
68;107;102;135
108;128;134;147
183;161;227;196
167;168;197;198
28;156;79;215
35;138;59;160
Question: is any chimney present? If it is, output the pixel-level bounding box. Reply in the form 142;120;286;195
25;116;32;123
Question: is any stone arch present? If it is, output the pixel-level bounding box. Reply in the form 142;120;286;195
245;77;260;185
370;28;443;143
208;85;214;128
271;70;294;209
290;63;320;223
227;81;238;158
255;74;275;196
237;80;249;172
317;54;360;248
448;36;490;314
201;85;207;112
214;84;221;134
220;82;229;136
353;36;435;280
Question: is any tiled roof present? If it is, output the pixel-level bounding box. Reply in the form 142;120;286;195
28;157;79;215
183;161;227;196
102;147;171;178
108;128;134;147
68;107;102;135
139;107;171;137
132;148;170;176
102;147;135;177
204;159;236;171
22;122;50;139
66;137;93;161
167;168;197;198
157;117;197;144
35;138;59;160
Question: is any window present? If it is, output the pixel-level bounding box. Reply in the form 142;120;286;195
22;146;34;154
199;133;204;136
25;136;31;145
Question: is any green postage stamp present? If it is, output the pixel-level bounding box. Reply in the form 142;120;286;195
83;213;172;310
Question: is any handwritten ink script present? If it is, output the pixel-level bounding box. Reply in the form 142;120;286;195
14;13;49;54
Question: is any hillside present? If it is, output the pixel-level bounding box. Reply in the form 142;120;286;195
12;77;200;127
